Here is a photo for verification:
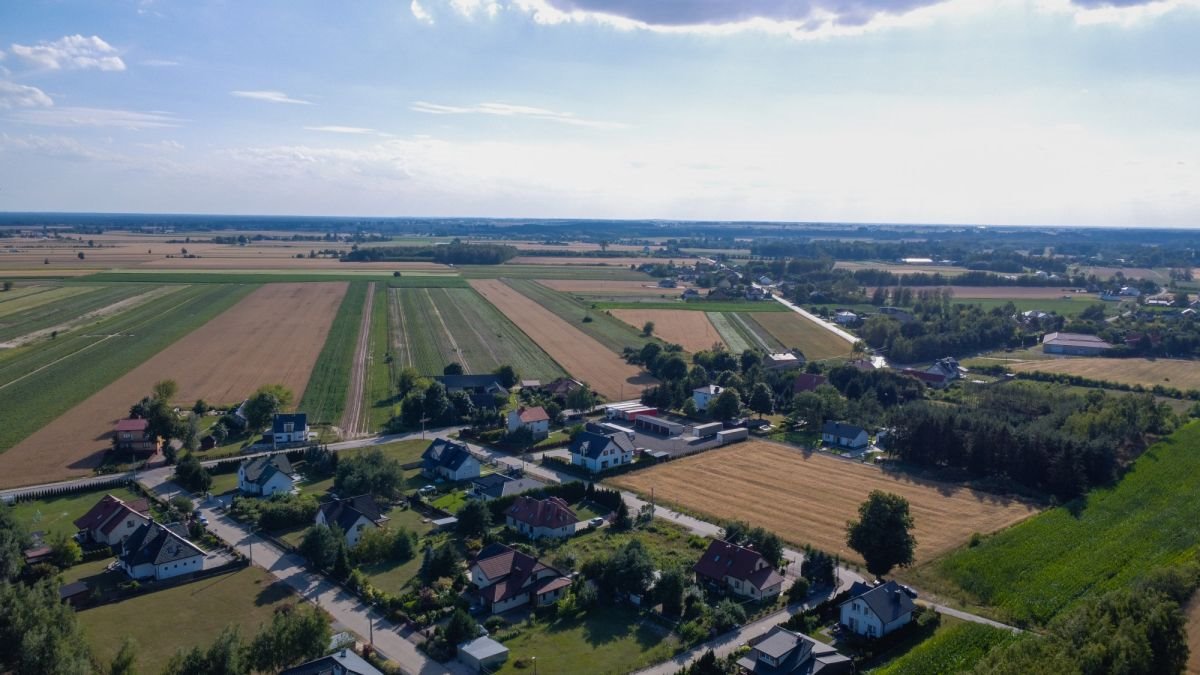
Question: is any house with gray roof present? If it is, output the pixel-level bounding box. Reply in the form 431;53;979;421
316;495;388;547
237;454;297;497
280;648;384;675
470;473;545;501
118;521;206;581
821;421;869;450
422;438;482;481
839;580;916;638
736;625;851;674
569;430;635;473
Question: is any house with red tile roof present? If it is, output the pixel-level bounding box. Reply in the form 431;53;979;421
693;539;784;600
74;494;153;547
506;406;551;440
469;543;570;614
792;373;828;394
505;496;580;540
113;418;160;455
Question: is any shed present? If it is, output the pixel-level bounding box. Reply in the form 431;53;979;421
717;428;749;444
692;422;723;438
431;516;459;531
59;581;90;608
458;636;509;672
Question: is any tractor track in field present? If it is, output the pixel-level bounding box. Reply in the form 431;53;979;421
340;282;375;439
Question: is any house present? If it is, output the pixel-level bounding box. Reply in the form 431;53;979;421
692;384;724;411
764;352;804;371
878;306;914;323
507;406;550;440
926;357;965;382
435;374;509;408
658;278;678;288
900;368;951;389
280;648;385;675
792;373;828;394
505;496;580;540
847;358;878;371
821;421;869;450
74;494;153;547
470;473;545;501
736;626;852;674
118;521;206;581
237;454;297;497
1042;331;1113;356
681;288;700;300
469;543;570;614
693;539;784;600
758;275;773;286
834;311;858;326
421;438;482;481
271;413;309;447
458;636;509;673
316;495;388;547
199;435;217;451
839;580;916;638
113;418;160;455
569;430;635;473
543;377;585;399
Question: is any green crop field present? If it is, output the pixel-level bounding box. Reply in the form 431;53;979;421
708;312;754;353
0;284;253;453
391;287;565;379
502;279;654;354
872;621;1019;675
299;281;368;425
0;283;152;342
79;271;467;287
731;313;786;351
591;300;790;312
365;284;397;431
905;421;1200;627
0;285;97;318
458;264;651;280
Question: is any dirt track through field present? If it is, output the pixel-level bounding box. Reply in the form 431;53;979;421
0;286;180;349
470;279;657;400
388;288;413;369
610;441;1039;564
0;283;347;485
340;282;375;439
611;309;726;353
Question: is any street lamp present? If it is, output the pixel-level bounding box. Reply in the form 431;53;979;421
532;656;537;675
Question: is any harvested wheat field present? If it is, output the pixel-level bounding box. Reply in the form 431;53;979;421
610;441;1039;564
470;279;657;400
866;286;1090;300
611;309;726;353
538;279;687;296
0;283;346;484
1010;357;1200;390
751;312;853;361
511;256;695;266
1187;597;1200;675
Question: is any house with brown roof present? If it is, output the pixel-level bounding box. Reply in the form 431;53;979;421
543;377;584;399
694;539;784;600
469;543;570;614
506;406;551;440
74;494;153;547
505;496;580;540
792;373;828;394
113;418;160;455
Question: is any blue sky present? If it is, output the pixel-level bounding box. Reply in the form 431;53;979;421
0;0;1197;226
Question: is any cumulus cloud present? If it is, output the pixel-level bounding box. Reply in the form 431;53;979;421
0;81;53;109
10;35;126;71
7;106;180;129
305;125;392;136
230;90;313;105
410;100;626;128
411;0;435;22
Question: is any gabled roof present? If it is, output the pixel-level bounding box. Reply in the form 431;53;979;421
694;539;779;588
74;494;151;533
569;430;634;460
240;454;294;486
436;374;509;392
422;438;477;471
793;373;828;394
120;521;205;568
272;413;308;433
543;377;583;396
1043;332;1113;349
506;496;578;530
900;368;948;385
318;495;385;532
694;384;723;395
821;421;866;439
471;543;558;603
514;406;550;423
842;580;916;624
280;649;385;675
114;418;149;433
472;473;544;499
738;626;851;675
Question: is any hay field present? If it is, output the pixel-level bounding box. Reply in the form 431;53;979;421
1009;357;1200;390
610;441;1039;564
834;261;970;276
751;311;853;360
610;309;726;353
537;279;685;296
470;279;657;400
2;283;346;483
511;255;694;266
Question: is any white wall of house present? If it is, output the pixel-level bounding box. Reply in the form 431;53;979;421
571;445;632;473
259;471;295;497
491;593;529;614
97;513;150;547
155;555;203;580
839;599;910;638
444;456;482;481
822;431;868;449
506;414;550;439
692;390;715;411
506;516;574;540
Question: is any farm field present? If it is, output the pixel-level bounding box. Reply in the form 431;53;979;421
871;621;1018;675
609;441;1039;566
834;261;970;276
509;255;693;266
77;566;306;674
389;287;565;380
365;284;397;432
592;300;790;313
708;312;756;353
81;271;468;286
610;309;726;353
0;284;97;317
536;279;686;296
339;283;376;438
0;284;176;348
457;264;652;280
0;283;345;487
502;279;654;354
866;286;1092;300
471;279;657;400
752;311;854;360
1008;356;1200;390
298;281;367;427
1074;265;1166;281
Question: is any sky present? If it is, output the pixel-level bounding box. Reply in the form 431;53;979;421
0;0;1198;226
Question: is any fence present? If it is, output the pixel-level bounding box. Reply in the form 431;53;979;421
2;473;135;504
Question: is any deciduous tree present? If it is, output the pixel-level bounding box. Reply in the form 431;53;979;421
846;491;916;579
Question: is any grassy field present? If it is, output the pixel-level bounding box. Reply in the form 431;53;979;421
0;284;96;317
493;605;679;674
1009;357;1200;390
870;621;1019;675
707;312;755;353
0;284;151;342
78;566;304;674
8;485;147;540
905;421;1200;627
504;279;654;354
0;284;252;456
298;281;368;425
552;519;706;571
731;313;787;352
592;300;790;312
751;311;853;360
80;271;468;286
365;283;397;432
458;264;652;280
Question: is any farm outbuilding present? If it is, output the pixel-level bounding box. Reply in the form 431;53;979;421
1042;332;1113;356
458;637;509;672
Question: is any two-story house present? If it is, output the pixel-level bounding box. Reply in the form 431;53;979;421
839;580;916;638
568;430;635;473
315;495;388;547
118;521;206;581
693;539;784;600
271;413;309;447
692;384;723;412
74;494;153;547
421;438;482;481
506;406;550;440
736;626;852;674
113;418;161;455
505;496;580;540
237;454;297;497
469;543;570;614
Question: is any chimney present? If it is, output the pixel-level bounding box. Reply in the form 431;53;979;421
893;589;902;603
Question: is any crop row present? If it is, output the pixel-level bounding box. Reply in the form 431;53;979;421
0;283;152;342
79;272;467;287
502;279;654;355
298;281;368;426
874;621;1019;675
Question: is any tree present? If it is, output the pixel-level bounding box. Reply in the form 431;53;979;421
688;650;724;675
1;281;12;292
192;399;209;415
602;540;655;598
456;500;492;538
493;364;519;389
443;362;464;376
183;414;200;452
419;544;461;583
334;450;404;500
299;525;343;572
642;321;655;337
681;398;699;418
712;598;747;632
787;577;811;603
0;506;29;580
612;499;633;531
0;579;94;675
565;383;595;412
51;534;82;568
708;387;742;421
152;379;179;403
846;490;917;579
243;384;294;430
655;566;686;616
77;251;85;260
174;453;212;493
442;609;480;655
748;382;774;418
108;638;138;675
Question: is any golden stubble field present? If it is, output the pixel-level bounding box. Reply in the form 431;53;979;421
0;282;347;487
610;309;726;353
610;441;1039;564
537;279;688;296
1009;356;1200;390
750;311;854;361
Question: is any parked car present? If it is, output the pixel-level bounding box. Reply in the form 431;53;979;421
589;517;605;528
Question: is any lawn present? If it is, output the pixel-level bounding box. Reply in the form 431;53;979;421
904;420;1200;627
505;279;655;355
298;281;368;426
432;490;469;513
60;556;126;598
7;485;147;540
209;471;241;495
548;519;707;572
77;566;305;674
493;605;680;674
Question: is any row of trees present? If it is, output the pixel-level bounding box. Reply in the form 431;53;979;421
342;240;518;264
163;605;331;675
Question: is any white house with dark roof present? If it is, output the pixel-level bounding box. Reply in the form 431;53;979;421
316;495;388;547
237;454;297;497
118;522;206;581
421;438;482;481
280;648;385;675
569;430;635;473
839;580;916;638
73;494;152;547
821;421;869;450
507;406;550;440
471;473;545;501
469;543;569;614
271;413;310;447
737;626;851;674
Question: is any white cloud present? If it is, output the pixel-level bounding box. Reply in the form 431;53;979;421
304;125;392;136
410;100;626;129
0;81;53;109
411;0;435;23
0;132;111;161
141;59;180;67
6;106;180;129
10;35;126;71
230;90;313;105
449;0;502;18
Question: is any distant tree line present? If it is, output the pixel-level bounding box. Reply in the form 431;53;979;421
342;240;517;264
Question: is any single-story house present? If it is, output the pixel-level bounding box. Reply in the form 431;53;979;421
280;648;385;675
792;373;828;394
237;454;297;497
113;418;160;455
469;543;570;614
835;311;858;326
737;626;852;674
422;438;482;481
271;413;310;447
926;357;966;382
1042;331;1113;356
74;494;153;547
839;580;916;638
569;430;635;473
694;539;784;600
505;496;580;540
470;473;545;501
118;522;206;581
316;495;388;548
458;636;509;673
821;421;869;450
435;374;509;408
507;406;550;440
692;384;724;411
543;377;585;399
764;352;804;371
